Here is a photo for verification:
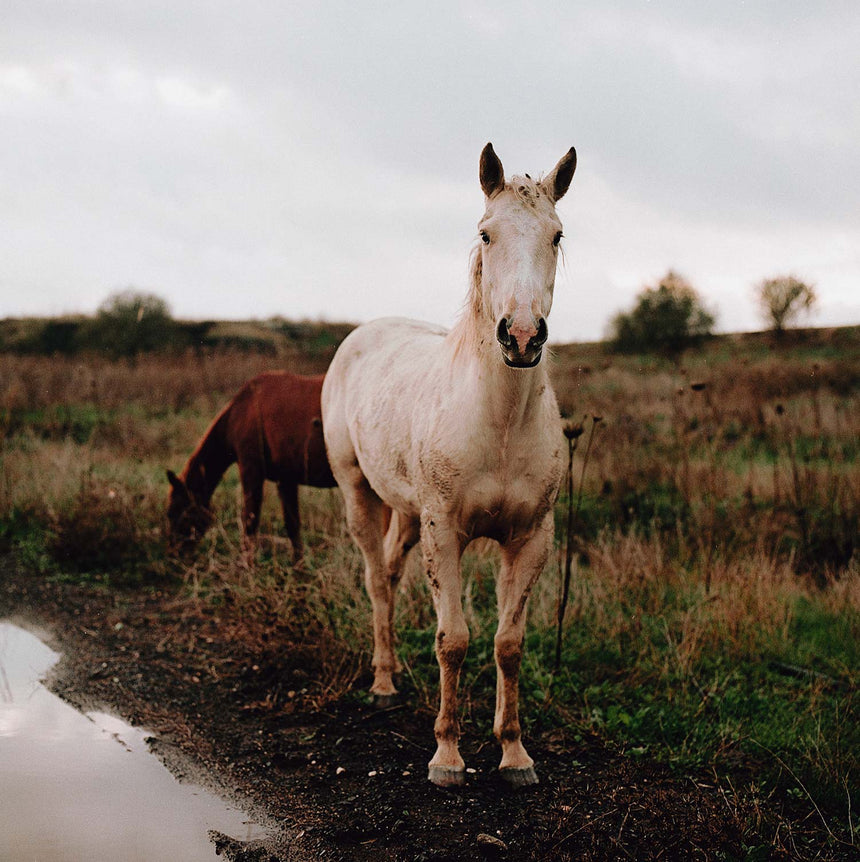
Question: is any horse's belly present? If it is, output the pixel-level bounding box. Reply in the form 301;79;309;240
365;463;421;518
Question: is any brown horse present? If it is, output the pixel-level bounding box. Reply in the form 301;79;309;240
166;371;336;560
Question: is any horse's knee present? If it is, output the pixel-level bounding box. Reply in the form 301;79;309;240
436;626;469;669
364;570;392;604
494;631;524;678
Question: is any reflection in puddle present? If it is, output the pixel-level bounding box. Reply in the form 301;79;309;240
0;621;266;861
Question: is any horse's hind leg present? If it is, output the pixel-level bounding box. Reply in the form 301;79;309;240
493;513;554;787
341;476;399;705
277;481;303;564
382;509;420;676
422;514;469;787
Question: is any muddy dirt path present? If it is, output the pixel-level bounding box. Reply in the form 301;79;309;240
1;559;818;861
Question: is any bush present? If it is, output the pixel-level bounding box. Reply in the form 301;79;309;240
80;289;181;357
608;271;715;354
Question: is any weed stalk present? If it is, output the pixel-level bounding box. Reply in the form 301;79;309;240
555;414;601;671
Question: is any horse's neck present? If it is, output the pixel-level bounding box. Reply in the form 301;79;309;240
447;313;550;430
182;413;236;504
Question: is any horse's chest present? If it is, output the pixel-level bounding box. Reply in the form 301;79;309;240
415;417;562;536
460;463;559;541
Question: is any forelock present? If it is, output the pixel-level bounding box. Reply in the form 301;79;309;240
507;174;546;207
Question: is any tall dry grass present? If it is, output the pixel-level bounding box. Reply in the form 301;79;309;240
0;348;331;416
0;331;858;844
550;338;859;580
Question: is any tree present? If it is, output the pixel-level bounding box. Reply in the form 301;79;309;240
82;289;179;357
756;275;816;336
608;270;715;354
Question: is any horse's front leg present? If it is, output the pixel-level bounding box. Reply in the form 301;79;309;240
422;513;468;787
494;512;554;787
238;459;264;544
276;480;303;564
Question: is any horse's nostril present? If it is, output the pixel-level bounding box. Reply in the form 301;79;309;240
534;317;548;346
496;317;513;348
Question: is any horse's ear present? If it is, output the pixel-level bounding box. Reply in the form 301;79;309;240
480;142;505;198
543;147;577;203
167;469;184;493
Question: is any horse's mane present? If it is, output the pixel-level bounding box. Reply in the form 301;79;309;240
179;398;235;493
467;243;483;318
447;243;484;359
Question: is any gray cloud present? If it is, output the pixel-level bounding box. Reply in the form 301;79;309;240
1;1;858;339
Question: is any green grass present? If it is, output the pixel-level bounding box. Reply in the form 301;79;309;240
384;553;858;835
384;552;859;819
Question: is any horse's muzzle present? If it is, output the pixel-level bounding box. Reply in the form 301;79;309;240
496;316;548;368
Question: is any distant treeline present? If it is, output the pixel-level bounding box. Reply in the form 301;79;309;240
0;314;356;359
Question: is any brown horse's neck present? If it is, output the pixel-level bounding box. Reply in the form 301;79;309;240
181;408;237;506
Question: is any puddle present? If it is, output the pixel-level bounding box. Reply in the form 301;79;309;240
0;621;267;861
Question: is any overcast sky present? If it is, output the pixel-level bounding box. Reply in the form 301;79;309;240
2;1;858;342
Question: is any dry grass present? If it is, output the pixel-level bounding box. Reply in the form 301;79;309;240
0;347;330;416
1;328;858;845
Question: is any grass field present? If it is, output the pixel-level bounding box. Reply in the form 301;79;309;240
1;325;857;853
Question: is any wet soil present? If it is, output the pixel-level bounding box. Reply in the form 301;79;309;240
0;559;836;861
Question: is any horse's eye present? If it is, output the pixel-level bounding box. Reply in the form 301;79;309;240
480;231;490;245
553;231;563;247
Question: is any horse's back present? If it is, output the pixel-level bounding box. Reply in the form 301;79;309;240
229;371;323;436
230;371;335;487
330;317;447;379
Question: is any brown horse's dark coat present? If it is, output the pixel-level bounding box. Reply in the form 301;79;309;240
167;371;336;559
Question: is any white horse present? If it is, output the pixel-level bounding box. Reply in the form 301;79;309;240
321;142;576;787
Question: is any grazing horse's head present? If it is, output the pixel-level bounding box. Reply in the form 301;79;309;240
477;143;576;368
165;469;213;554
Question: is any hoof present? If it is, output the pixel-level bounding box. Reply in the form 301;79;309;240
371;692;399;709
499;766;539;788
428;765;466;788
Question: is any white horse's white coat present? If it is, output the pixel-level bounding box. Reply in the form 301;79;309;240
321;143;576;787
